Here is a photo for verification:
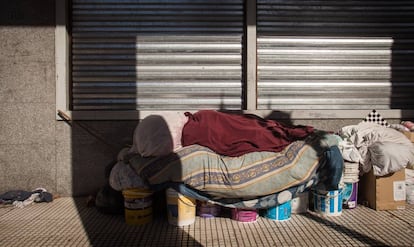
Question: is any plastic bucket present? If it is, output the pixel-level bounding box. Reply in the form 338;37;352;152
343;182;358;209
197;201;221;218
265;201;292;221
291;192;309;214
166;188;196;226
122;188;153;225
231;208;258;222
313;189;343;216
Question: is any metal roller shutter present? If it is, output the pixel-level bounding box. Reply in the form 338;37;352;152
257;0;414;110
71;0;244;110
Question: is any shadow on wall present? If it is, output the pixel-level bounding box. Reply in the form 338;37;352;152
0;0;199;244
0;0;55;26
391;38;414;119
66;112;203;245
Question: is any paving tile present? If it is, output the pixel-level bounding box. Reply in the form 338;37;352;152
0;198;413;247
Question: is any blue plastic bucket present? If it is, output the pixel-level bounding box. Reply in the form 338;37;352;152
313;189;342;216
265;200;291;221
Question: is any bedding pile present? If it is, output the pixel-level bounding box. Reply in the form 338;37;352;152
110;110;343;209
339;121;414;176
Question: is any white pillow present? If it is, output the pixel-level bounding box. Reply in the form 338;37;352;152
369;142;414;176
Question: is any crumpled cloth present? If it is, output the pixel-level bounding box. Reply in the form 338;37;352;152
339;122;414;176
181;110;314;157
0;188;53;208
109;161;149;191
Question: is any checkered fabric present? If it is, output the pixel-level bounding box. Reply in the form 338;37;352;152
363;109;390;127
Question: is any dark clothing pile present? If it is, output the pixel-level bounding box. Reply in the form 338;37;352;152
0;189;53;207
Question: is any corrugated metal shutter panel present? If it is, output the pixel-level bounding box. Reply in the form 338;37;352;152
257;0;414;110
71;0;244;110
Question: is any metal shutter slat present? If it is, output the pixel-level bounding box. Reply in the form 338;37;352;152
257;0;414;110
71;0;244;110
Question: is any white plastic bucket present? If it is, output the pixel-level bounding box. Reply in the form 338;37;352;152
313;189;343;216
165;188;196;226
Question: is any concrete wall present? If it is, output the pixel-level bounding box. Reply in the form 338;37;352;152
0;1;58;194
0;1;138;197
0;1;401;197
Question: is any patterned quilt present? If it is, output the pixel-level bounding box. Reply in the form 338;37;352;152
128;131;342;209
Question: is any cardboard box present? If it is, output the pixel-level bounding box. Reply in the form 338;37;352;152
402;131;414;142
359;169;406;210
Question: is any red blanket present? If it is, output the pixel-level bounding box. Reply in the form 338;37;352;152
181;110;314;156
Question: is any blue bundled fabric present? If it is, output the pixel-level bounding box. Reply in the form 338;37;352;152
0;189;53;205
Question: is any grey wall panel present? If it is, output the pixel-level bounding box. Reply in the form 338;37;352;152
257;0;414;110
71;0;244;110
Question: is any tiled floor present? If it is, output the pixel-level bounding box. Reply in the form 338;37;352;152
0;197;413;247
